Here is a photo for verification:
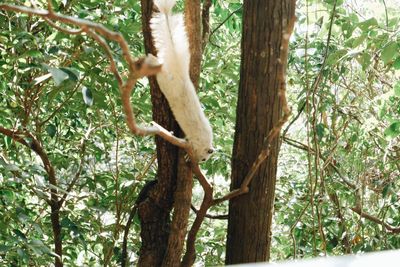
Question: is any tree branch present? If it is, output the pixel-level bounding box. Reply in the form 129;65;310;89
181;8;296;266
121;205;138;267
208;6;242;41
201;0;212;50
191;204;228;220
0;3;189;147
0;126;62;266
351;207;400;234
1;3;295;265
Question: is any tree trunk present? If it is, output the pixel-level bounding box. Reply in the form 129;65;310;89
138;1;202;266
184;0;202;89
51;202;62;267
226;0;296;264
138;1;181;266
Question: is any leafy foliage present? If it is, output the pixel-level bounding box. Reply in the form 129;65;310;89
1;0;400;266
273;0;400;260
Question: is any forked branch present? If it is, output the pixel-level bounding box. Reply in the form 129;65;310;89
181;8;296;266
0;3;295;266
0;3;188;147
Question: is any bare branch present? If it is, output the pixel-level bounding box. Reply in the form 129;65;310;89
181;8;296;266
351;207;400;234
0;126;62;265
43;17;83;34
86;29;123;86
0;3;189;149
0;126;29;147
209;6;242;41
201;0;212;50
191;205;228;220
121;205;138;267
1;4;295;265
181;163;213;267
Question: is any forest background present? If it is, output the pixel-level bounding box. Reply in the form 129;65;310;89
1;0;400;266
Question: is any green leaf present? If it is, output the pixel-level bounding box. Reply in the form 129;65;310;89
22;50;43;58
82;87;93;106
92;90;108;109
316;123;325;139
352;34;367;48
384;121;400;138
0;157;20;171
393;57;400;70
324;0;344;5
394;82;400;96
381;41;398;64
46;124;57;138
17;248;29;260
358;18;378;31
356;53;371;70
13;229;27;241
382;184;391;198
34;73;52;86
1;189;15;202
28;239;46;255
0;245;10;253
59;67;80;82
49;68;69;86
326;49;347;65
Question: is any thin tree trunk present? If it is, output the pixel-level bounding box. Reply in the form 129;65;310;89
51;202;62;267
138;1;204;266
184;0;202;89
161;151;193;266
138;1;181;266
226;0;296;264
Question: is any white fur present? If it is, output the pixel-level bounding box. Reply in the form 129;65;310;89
151;0;214;162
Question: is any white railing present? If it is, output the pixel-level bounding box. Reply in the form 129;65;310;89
233;249;400;267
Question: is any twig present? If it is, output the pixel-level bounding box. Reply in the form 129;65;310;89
121;205;138;267
0;126;63;266
181;7;296;266
209;6;242;39
350;207;400;234
58;125;95;206
181;162;213;267
43;17;83;34
201;0;212;50
86;29;123;86
190;204;228;220
283;136;357;190
0;3;189;149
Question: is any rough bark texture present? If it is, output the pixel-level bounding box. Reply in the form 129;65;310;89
184;0;202;89
138;1;200;266
50;203;62;267
162;150;193;266
138;1;180;266
226;0;296;264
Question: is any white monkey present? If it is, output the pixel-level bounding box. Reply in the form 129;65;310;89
150;0;214;162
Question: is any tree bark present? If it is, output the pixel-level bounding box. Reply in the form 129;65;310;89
138;1;181;266
225;0;296;264
161;151;193;266
184;0;202;89
50;203;62;267
138;1;202;266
